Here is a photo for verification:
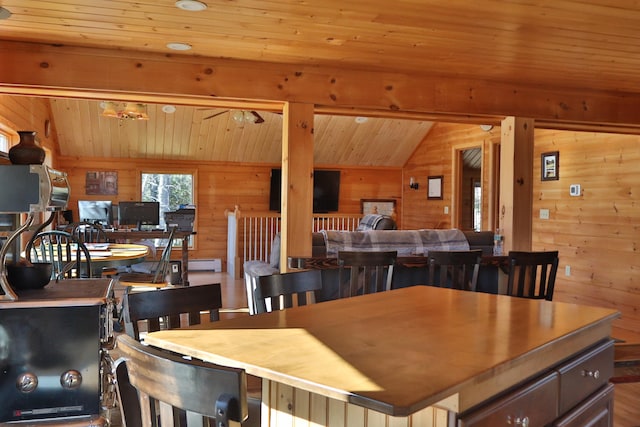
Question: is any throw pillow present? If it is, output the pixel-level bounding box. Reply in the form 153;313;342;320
269;233;281;268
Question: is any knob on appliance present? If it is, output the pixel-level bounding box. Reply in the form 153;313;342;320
16;372;38;393
60;370;83;389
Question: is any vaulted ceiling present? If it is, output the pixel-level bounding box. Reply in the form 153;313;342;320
2;1;640;165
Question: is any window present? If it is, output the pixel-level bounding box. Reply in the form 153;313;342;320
141;172;194;246
0;130;9;153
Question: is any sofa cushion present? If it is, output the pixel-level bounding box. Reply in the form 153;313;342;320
269;233;281;268
356;214;396;231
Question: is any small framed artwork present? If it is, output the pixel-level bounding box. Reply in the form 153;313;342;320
361;199;396;216
427;175;443;200
541;151;559;181
86;170;118;195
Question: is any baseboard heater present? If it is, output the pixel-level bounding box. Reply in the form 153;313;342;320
188;259;222;272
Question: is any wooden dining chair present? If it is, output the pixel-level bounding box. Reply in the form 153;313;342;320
117;227;177;286
337;250;397;298
25;230;93;279
64;221;108;243
114;334;249;427
506;250;559;301
255;269;323;313
427;249;482;291
121;282;222;340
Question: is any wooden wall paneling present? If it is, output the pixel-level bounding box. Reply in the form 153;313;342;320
0;95;56;159
403;123;494;231
532;128;640;338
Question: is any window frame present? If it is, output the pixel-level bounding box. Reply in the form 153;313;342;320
139;168;198;249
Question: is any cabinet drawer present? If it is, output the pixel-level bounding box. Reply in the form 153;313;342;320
557;339;614;414
458;371;558;427
552;383;614;427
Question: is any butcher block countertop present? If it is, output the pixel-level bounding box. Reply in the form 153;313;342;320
145;285;620;416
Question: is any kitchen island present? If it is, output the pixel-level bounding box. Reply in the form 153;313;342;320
144;286;619;426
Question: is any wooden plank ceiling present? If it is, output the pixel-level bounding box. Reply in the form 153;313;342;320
48;98;433;166
2;1;640;164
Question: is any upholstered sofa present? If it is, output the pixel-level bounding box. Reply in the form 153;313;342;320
243;224;495;314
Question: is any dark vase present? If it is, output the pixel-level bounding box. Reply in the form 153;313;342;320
9;131;46;165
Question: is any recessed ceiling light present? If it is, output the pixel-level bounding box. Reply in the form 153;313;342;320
166;42;192;51
0;7;12;20
175;0;207;11
355;116;368;124
162;105;177;114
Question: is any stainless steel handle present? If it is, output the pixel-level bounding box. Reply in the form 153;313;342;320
582;369;600;379
507;415;529;426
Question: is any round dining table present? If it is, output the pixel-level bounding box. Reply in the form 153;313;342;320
84;242;150;271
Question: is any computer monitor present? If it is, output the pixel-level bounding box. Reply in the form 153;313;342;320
77;200;113;226
118;201;160;230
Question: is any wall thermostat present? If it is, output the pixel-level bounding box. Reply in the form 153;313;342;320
569;184;581;196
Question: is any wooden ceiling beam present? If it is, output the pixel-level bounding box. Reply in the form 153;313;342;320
2;40;640;128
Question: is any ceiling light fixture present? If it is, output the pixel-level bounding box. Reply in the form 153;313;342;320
175;0;207;11
101;102;149;120
162;105;177;114
355;116;368;124
232;110;258;124
480;124;493;132
166;42;192;51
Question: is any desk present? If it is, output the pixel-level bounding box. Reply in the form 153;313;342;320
145;286;619;426
104;230;194;284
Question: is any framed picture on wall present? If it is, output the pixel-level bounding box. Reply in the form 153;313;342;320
361;199;396;216
86;171;118;195
541;151;559;181
427;175;443;200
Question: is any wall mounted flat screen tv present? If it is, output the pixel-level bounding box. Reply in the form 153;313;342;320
118;201;160;230
77;200;113;226
269;169;340;213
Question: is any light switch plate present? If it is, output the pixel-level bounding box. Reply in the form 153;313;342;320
540;208;550;219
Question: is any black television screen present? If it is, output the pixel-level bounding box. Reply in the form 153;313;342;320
118;201;160;230
77;200;113;226
269;169;340;213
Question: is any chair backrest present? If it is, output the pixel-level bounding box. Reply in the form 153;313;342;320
337;250;397;298
115;334;248;427
255;269;323;313
151;226;176;284
427;249;482;291
506;250;559;301
122;282;222;340
64;221;108;243
26;230;92;279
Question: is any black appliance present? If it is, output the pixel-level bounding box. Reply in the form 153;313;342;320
0;165;113;425
0;280;114;424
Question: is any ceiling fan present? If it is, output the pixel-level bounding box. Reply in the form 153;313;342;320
203;109;265;124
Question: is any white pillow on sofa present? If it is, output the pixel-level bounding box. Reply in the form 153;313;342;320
269;233;280;268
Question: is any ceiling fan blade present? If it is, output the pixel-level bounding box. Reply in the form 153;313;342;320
203;110;229;120
251;111;265;124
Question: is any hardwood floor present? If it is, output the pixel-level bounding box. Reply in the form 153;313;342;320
122;271;640;426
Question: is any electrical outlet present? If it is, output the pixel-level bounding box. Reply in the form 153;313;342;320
444;206;449;214
540;209;550;220
565;265;571;276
